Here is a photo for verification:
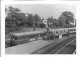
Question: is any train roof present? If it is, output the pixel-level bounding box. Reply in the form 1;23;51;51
11;27;76;37
11;30;45;37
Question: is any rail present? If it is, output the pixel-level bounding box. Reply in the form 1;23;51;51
31;35;76;54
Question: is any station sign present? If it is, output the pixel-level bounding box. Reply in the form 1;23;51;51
43;19;47;25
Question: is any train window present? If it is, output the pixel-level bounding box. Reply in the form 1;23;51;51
52;31;55;34
27;35;31;38
64;30;65;32
13;36;17;40
60;31;62;33
63;30;65;33
56;31;58;34
66;30;68;32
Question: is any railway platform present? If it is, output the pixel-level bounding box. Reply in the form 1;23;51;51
5;34;76;54
5;39;60;54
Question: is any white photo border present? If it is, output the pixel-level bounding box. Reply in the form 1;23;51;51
1;1;80;57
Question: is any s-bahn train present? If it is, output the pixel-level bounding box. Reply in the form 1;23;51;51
6;27;76;47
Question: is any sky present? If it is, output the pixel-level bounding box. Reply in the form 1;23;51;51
6;4;76;19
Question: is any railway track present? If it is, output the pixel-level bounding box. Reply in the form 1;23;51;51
31;35;76;54
48;38;76;54
64;45;76;54
54;39;76;54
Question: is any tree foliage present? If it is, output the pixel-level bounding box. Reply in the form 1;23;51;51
58;11;75;27
62;11;74;23
5;6;76;34
47;16;58;28
5;6;27;33
27;14;34;27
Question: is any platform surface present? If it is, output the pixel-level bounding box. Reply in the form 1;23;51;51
5;34;76;54
5;38;65;54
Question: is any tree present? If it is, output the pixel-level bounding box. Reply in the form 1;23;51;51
47;16;54;23
8;6;21;13
5;6;28;33
58;15;66;27
58;11;75;27
62;11;74;24
47;16;58;28
33;14;41;27
27;14;35;27
34;14;40;22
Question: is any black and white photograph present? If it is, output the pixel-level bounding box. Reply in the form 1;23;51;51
5;4;76;54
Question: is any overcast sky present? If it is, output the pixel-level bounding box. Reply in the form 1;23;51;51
6;4;76;19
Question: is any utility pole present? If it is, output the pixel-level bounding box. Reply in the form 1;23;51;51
33;23;35;31
33;15;35;31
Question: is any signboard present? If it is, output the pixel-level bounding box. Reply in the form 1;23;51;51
43;20;47;25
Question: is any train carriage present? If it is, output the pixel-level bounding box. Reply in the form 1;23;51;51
10;31;46;46
69;28;76;34
7;27;76;47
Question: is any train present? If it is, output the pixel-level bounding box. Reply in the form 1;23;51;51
6;27;76;47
